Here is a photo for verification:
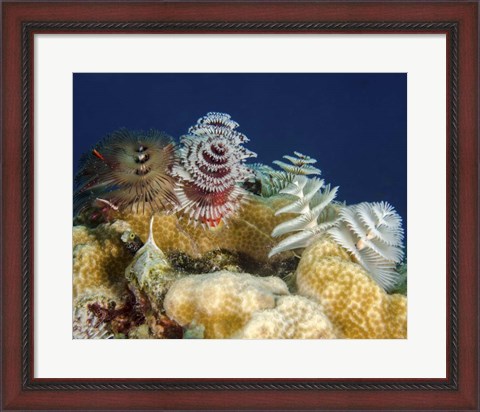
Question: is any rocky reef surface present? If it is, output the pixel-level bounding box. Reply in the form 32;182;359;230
73;194;406;340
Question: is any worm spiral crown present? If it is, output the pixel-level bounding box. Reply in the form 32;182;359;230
269;175;339;257
172;112;257;227
328;201;404;291
74;129;178;216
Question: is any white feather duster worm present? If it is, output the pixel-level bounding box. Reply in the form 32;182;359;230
272;151;321;176
249;152;321;197
268;175;339;257
328;201;404;291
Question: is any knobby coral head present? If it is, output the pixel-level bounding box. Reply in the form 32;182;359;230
74;128;178;217
171;112;257;228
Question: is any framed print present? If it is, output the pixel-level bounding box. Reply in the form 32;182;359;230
1;1;478;410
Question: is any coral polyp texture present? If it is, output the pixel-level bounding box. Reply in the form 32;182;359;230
106;194;295;264
73;220;132;300
72;111;406;340
73;221;133;339
328;202;404;291
74;128;178;216
171;112;257;228
164;270;337;339
235;295;337;339
164;271;288;338
295;236;407;339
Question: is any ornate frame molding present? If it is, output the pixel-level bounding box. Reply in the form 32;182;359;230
21;21;458;392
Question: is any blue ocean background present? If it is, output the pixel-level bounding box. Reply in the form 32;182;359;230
73;73;407;239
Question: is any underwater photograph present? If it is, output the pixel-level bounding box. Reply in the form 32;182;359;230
72;73;407;339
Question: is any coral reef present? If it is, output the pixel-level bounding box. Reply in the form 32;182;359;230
328;202;404;291
167;249;243;274
73;220;132;301
78;290;145;338
72;204;298;339
107;194;295;264
295;236;407;339
74;287;183;339
235;295;337;339
163;270;290;338
183;322;206;339
164;271;337;339
73;220;158;339
172;112;257;228
73;296;115;339
126;315;183;339
72;113;407;340
74;128;178;216
124;216;181;313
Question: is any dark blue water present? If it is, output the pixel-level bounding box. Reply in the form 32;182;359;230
73;73;407;235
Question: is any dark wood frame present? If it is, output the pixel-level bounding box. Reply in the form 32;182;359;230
1;1;478;410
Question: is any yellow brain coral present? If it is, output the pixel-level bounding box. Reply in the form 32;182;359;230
116;194;294;262
235;295;337;339
164;270;337;339
163;270;290;338
73;220;132;301
295;236;407;339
